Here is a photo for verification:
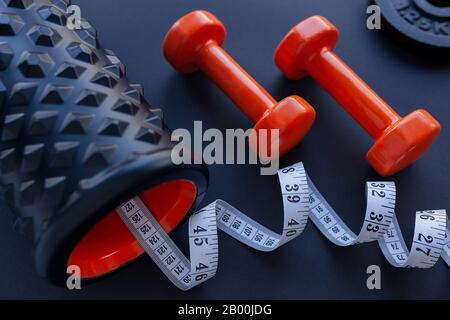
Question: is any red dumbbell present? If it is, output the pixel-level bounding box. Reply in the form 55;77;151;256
163;10;316;157
275;16;441;176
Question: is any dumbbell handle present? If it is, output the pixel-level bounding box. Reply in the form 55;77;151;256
197;42;277;123
306;49;401;139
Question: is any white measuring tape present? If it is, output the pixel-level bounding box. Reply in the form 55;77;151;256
116;162;450;291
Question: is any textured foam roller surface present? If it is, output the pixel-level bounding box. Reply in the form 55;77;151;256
0;0;208;285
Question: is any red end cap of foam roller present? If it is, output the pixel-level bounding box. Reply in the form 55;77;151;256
68;180;197;279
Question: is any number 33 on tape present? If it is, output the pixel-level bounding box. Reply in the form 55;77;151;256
116;162;449;291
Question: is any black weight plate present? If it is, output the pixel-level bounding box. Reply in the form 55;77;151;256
375;0;450;48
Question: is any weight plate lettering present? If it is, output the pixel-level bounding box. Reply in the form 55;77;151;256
375;0;450;49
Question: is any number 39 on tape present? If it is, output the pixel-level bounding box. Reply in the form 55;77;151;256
116;162;449;291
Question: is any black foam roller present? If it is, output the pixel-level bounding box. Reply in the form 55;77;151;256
0;0;208;285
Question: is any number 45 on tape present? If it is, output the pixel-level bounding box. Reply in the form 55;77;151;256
116;162;449;291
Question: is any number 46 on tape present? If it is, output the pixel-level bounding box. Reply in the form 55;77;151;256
116;162;449;291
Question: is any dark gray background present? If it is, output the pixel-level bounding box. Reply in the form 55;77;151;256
1;0;449;299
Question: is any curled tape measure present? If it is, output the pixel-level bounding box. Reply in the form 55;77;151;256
116;162;449;291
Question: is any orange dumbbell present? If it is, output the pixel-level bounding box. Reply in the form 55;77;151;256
275;16;441;177
163;10;316;157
